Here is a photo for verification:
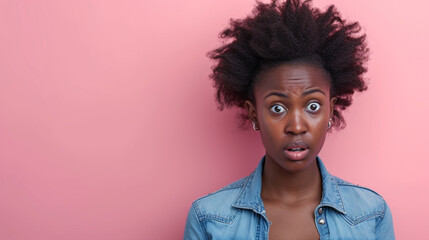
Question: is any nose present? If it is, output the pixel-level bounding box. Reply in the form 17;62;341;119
285;109;308;135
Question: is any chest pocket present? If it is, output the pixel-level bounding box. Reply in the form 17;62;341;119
325;209;381;240
203;210;265;240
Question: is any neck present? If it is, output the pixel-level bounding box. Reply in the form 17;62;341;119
261;156;322;205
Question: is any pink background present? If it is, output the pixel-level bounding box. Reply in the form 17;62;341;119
1;0;428;239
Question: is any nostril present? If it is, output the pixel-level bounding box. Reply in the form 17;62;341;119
285;124;307;135
287;130;307;135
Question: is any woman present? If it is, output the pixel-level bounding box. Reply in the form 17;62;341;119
184;0;395;239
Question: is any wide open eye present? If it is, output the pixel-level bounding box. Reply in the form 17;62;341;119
270;104;287;114
306;102;321;113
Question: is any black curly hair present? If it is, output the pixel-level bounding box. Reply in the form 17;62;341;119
208;0;369;129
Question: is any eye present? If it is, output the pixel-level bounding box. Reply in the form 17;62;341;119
270;104;287;114
306;102;321;112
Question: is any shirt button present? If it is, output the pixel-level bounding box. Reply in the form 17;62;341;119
318;219;325;225
318;208;323;214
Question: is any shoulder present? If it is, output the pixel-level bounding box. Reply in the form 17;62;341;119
190;174;251;223
332;175;388;223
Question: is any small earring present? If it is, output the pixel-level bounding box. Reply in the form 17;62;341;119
252;122;260;131
328;118;332;129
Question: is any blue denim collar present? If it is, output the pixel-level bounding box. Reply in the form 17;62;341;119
232;156;346;215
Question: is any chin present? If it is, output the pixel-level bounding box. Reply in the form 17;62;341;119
278;154;318;173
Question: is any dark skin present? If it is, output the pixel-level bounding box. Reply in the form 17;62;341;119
245;62;336;240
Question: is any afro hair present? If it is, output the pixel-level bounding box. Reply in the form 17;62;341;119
208;0;369;129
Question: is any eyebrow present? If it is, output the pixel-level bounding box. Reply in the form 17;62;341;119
264;89;326;99
303;89;326;96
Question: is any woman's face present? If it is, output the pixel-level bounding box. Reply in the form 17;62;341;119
245;62;336;173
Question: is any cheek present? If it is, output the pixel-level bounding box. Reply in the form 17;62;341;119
259;117;285;147
306;111;327;125
260;130;284;158
306;111;329;137
308;117;329;147
260;122;282;142
310;116;328;129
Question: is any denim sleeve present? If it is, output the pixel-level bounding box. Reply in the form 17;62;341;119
376;201;395;240
184;203;207;240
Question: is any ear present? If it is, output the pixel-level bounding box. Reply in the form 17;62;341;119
244;100;258;124
329;97;337;119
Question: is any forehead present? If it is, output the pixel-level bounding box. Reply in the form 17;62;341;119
254;62;331;95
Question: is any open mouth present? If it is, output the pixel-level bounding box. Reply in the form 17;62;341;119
284;141;310;161
287;148;306;152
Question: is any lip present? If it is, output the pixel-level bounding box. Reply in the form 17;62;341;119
283;140;310;161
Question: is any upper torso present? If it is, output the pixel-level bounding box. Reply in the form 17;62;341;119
183;156;395;240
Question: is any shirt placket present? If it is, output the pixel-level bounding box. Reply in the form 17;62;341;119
315;206;330;239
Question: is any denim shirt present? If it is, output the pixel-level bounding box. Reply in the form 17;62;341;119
184;156;395;239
